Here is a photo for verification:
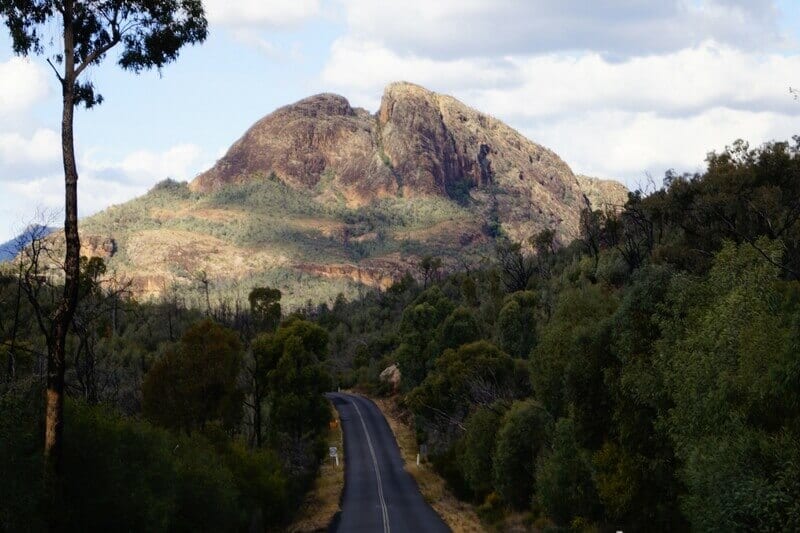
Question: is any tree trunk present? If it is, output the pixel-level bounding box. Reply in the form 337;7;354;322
8;264;23;381
253;392;262;447
46;0;80;476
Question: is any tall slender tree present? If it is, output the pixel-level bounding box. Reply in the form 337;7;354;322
0;0;207;475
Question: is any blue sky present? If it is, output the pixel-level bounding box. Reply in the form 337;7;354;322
1;0;800;241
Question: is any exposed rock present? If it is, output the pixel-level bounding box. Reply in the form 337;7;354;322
81;235;117;259
576;175;630;212
81;82;629;307
192;82;600;243
191;93;398;207
379;364;402;392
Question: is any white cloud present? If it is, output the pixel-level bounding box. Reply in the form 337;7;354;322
205;0;321;28
113;143;206;184
338;0;782;60
0;57;50;118
470;43;799;119
530;108;800;186
321;36;800;188
0;129;60;170
231;29;302;61
0;142;210;241
322;37;521;109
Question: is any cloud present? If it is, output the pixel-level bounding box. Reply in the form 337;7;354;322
0;57;50;118
0;129;60;173
230;29;302;61
103;143;207;185
322;39;800;118
204;0;321;29
321;37;521;109
0;142;211;241
338;0;782;60
529;108;800;186
321;35;800;189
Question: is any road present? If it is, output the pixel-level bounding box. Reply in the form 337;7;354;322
327;392;450;533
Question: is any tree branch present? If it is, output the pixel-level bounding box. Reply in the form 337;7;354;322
46;58;64;84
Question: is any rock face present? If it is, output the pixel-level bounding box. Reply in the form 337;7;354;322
576;175;630;211
192;82;598;242
379;364;402;393
191;94;398;206
79;82;627;308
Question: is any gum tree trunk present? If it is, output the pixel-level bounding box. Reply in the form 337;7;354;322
45;0;80;475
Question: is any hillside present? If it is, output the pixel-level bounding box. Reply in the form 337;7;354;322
0;226;56;263
79;82;626;308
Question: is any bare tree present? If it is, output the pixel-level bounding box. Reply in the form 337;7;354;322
495;239;536;292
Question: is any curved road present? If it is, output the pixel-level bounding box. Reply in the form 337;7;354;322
327;392;450;533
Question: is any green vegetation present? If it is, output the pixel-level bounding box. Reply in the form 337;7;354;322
4;136;800;531
1;265;332;530
80;177;482;310
306;137;800;531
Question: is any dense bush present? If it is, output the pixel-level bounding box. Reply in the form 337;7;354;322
308;137;800;530
1;396;290;532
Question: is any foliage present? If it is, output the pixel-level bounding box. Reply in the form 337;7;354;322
493;399;552;508
461;404;506;500
249;287;282;332
658;240;800;531
142;319;243;433
494;290;537;358
535;416;600;526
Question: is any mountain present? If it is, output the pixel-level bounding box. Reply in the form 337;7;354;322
77;82;626;308
0;225;56;263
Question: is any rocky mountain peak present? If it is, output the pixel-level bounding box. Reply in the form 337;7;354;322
189;82;613;243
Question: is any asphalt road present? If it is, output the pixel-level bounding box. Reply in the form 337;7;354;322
327;392;450;533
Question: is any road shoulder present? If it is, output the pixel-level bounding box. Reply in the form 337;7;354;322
370;395;487;533
287;401;345;533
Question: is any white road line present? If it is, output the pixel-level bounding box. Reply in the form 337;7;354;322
351;398;391;533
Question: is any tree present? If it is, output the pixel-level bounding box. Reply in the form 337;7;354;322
657;240;800;530
495;239;536;292
249;287;282;332
536;416;600;526
493;399;552;508
407;341;529;447
253;318;332;477
393;287;455;388
461;404;505;500
494;291;537;358
440;306;480;350
142;319;243;433
0;0;207;473
418;255;443;288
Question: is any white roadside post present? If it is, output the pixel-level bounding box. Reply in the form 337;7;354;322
330;446;339;467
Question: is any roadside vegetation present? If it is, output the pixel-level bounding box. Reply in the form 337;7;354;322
288;404;345;533
306;138;800;531
0;264;334;530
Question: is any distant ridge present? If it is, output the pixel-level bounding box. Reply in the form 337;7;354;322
0;225;56;263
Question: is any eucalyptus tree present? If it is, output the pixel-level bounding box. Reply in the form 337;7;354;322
0;0;207;474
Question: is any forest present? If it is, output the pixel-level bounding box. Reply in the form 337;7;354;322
308;138;800;531
2;137;800;532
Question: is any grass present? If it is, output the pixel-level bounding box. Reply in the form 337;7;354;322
369;395;486;533
287;402;345;532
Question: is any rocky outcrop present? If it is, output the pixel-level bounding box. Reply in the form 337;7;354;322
379;364;402;392
81;235;117;259
191;94;398;206
82;82;629;307
191;82;605;242
576;175;630;211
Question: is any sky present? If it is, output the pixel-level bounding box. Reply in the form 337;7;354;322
1;0;800;241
